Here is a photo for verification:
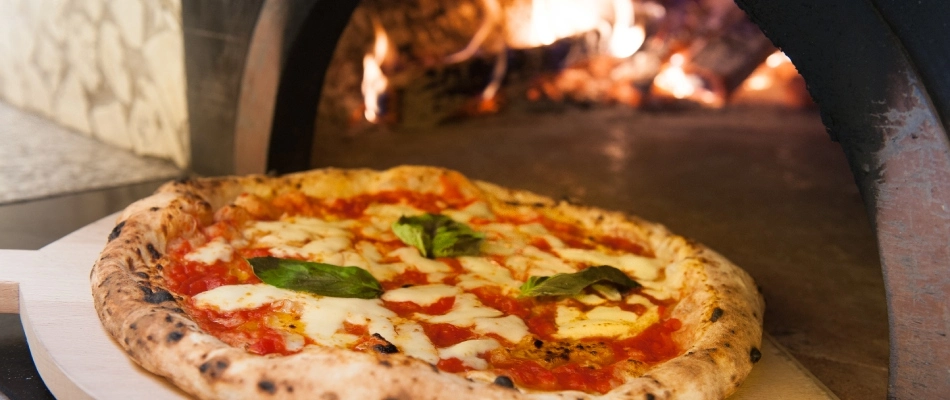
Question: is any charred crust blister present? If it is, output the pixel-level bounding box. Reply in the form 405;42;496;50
146;244;162;261
258;380;277;394
141;287;175;304
371;333;399;354
167;331;184;343
373;343;399;354
710;307;724;322
199;359;230;378
108;221;126;242
493;376;515;389
750;347;762;363
646;394;656;400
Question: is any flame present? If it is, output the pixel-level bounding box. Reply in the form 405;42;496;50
445;0;502;64
507;0;642;56
653;53;694;99
766;51;790;68
741;51;792;92
608;0;645;58
362;20;389;123
652;53;723;106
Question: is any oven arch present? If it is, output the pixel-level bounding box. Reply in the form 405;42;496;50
195;0;950;397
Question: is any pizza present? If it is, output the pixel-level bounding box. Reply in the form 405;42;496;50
90;166;764;400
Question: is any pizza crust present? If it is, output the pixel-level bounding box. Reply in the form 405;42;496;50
91;166;764;400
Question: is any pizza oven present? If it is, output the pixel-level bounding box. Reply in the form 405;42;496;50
181;0;949;398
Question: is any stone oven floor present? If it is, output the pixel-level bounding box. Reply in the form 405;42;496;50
314;107;887;400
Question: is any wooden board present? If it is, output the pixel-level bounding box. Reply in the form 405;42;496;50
0;214;838;399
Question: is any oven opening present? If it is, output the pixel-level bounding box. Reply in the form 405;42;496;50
185;1;950;398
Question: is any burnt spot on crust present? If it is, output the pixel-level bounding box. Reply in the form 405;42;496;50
710;307;724;322
378;360;392;368
646;394;656;400
371;333;399;354
199;358;230;379
750;347;762;363
493;375;515;389
145;244;162;261
149;207;160;212
164;315;173;323
141;286;175;304
108;221;126;242
135;272;149;279
129;322;137;330
258;380;276;394
167;331;184;343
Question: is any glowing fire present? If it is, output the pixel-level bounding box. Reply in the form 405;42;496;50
652;53;723;107
731;51;809;108
653;54;694;99
506;0;643;57
362;19;390;123
743;51;792;91
607;0;645;58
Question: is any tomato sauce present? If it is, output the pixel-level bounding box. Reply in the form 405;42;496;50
436;357;472;373
380;268;430;290
188;303;306;356
383;297;455;317
162;186;681;395
420;322;479;348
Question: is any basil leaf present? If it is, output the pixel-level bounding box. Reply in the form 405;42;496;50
519;265;640;297
392;213;484;258
248;257;382;299
391;218;431;256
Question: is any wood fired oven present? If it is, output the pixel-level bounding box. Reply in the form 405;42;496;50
180;1;949;398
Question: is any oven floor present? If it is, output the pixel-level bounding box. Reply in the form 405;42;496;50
313;107;887;400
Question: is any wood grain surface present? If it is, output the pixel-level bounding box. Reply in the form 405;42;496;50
0;215;837;399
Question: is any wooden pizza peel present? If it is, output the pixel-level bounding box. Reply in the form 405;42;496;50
0;214;838;399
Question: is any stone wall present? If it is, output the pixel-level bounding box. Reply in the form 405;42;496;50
0;0;189;168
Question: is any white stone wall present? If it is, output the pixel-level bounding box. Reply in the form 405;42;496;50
0;0;189;168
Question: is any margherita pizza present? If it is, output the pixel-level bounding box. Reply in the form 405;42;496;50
91;166;764;400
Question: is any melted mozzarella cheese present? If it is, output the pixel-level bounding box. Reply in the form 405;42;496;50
438;339;500;370
421;293;529;343
443;202;494;222
390;247;452;274
554;248;660;280
193;284;397;347
424;293;503;323
247;217;351;246
472;315;529;343
456;257;521;290
391;322;439;364
184;238;234;264
381;284;460;306
555;305;660;340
